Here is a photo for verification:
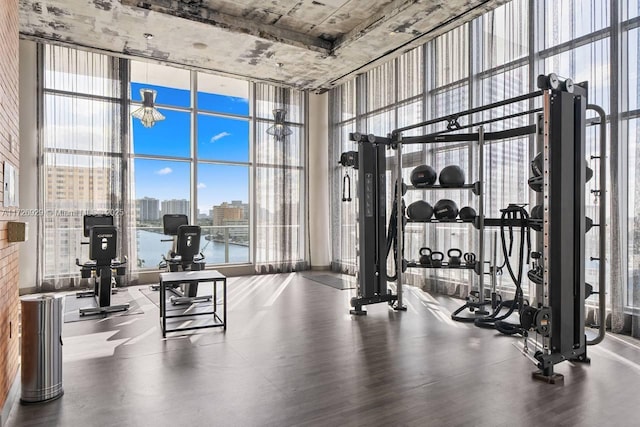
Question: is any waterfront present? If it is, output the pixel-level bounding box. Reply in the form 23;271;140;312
136;229;249;268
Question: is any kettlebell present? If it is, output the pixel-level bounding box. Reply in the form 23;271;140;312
431;251;444;268
448;249;462;267
419;247;432;266
463;252;476;267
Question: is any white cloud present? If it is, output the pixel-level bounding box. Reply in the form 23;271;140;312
197;182;206;189
210;131;231;143
156;167;173;175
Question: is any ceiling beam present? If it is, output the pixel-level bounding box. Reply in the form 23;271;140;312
331;0;420;53
121;0;332;55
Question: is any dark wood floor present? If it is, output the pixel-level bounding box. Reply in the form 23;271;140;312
7;273;640;427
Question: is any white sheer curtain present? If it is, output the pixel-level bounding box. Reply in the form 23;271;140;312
38;44;128;290
329;80;358;274
254;83;307;272
625;3;640;335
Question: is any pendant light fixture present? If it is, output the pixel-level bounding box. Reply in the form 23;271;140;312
131;88;165;128
131;36;164;128
266;108;293;141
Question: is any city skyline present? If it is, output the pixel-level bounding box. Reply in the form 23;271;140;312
135;197;250;219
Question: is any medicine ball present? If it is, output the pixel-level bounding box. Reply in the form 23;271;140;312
438;165;465;187
531;152;543;177
458;206;476;221
433;199;458;220
528;176;543;192
585;160;593;183
411;165;437;187
406;200;433;221
530;204;543;219
585;216;594;233
530;205;543;231
585;283;594;299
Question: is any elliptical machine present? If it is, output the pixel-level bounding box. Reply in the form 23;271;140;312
76;214;129;316
157;214;210;305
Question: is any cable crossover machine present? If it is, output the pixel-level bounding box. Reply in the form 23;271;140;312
339;73;608;383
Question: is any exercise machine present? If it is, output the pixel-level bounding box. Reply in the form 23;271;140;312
76;214;129;316
515;75;602;383
340;137;400;314
341;73;607;382
157;214;210;305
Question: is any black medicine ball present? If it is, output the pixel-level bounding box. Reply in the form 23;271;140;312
438;165;465;187
411;165;437;187
528;176;543;192
406;201;433;221
530;205;543;231
585;216;594;232
585;283;594;298
433;199;459;220
531;152;543;177
585;160;594;183
530;204;543;219
458;206;476;220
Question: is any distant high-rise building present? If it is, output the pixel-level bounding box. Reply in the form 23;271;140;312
136;197;160;222
45;165;110;205
212;201;246;226
161;199;190;218
44;165;112;275
211;201;249;241
230;200;249;219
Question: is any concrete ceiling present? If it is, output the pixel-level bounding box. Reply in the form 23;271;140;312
19;0;507;91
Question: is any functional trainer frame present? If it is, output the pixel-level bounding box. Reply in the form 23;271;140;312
343;136;398;314
340;73;607;381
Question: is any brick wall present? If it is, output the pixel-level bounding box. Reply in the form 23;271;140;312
0;0;20;411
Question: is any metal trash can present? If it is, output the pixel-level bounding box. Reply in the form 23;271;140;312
20;294;64;404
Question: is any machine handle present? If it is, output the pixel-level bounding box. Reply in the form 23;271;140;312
111;259;128;267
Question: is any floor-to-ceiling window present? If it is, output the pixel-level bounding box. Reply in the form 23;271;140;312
39;45;125;288
623;0;640;318
40;44;306;285
129;62;251;268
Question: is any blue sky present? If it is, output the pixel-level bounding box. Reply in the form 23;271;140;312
131;82;249;214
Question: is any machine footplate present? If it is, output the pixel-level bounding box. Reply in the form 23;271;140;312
79;303;130;316
532;371;564;385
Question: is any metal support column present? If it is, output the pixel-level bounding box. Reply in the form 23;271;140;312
477;126;486;308
395;140;406;310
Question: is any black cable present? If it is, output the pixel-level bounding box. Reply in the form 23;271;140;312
385;183;403;282
495;320;526;335
472;204;530;331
